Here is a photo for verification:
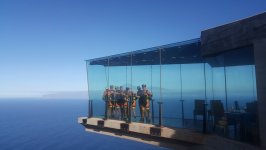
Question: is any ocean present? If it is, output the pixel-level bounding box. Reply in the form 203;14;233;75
0;99;166;150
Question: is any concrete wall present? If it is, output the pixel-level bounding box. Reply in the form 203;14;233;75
201;12;266;56
201;12;266;149
254;39;266;149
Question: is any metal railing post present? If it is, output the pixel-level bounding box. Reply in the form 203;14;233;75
152;99;154;124
88;99;91;118
158;101;163;127
127;97;132;123
203;102;208;133
90;100;93;117
104;100;108;120
180;100;184;127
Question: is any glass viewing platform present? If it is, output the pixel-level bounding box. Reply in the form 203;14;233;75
85;38;259;145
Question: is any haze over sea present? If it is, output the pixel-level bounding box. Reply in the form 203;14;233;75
0;99;165;150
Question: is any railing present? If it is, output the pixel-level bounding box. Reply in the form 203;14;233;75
87;98;259;145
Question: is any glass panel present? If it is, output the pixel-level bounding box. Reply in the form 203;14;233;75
87;59;108;118
161;64;182;127
206;54;227;135
150;64;160;125
226;65;255;110
132;50;160;124
108;55;131;121
222;47;258;142
205;46;259;144
161;46;182;128
161;43;206;130
182;63;206;130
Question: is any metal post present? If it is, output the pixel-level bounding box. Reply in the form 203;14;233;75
127;95;131;123
104;100;108;120
203;103;207;133
158;101;163;127
203;61;207;133
251;65;256;100
126;65;128;88
151;65;154;124
211;68;214;100
180;64;183;101
179;64;184;127
104;58;110;120
152;99;154;124
128;52;133;123
88;99;91;118
91;100;93;117
224;63;228;112
180;100;184;127
158;49;163;127
86;61;91;118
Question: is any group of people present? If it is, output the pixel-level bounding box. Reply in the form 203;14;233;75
102;84;152;123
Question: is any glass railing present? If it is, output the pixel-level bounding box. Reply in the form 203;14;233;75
85;41;259;145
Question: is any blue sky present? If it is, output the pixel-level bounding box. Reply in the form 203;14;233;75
0;0;265;98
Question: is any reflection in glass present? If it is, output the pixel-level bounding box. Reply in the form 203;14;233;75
86;40;258;144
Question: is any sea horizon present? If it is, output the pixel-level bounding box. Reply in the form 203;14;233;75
0;99;166;150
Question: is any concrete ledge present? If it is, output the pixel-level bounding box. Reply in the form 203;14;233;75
85;127;199;149
78;117;206;145
104;119;125;130
84;128;197;150
78;117;262;150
